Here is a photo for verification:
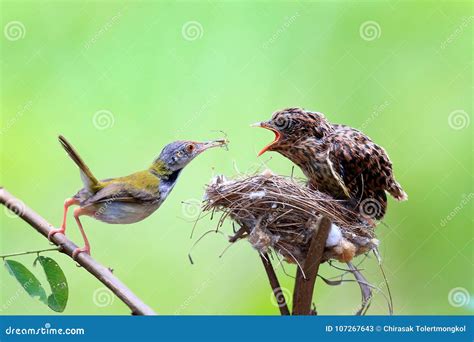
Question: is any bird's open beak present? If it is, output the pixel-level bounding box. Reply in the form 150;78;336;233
251;121;282;156
196;139;228;153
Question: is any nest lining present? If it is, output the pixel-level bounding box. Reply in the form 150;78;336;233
203;171;379;264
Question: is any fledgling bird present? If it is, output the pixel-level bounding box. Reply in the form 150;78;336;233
49;135;227;258
253;107;407;222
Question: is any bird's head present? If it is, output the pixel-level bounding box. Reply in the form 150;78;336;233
157;139;227;172
252;108;331;156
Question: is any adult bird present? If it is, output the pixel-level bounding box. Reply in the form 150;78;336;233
49;135;227;258
253;107;407;222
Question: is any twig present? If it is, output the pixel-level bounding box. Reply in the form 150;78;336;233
347;262;373;315
229;226;248;243
259;252;290;315
0;247;60;259
231;225;290;315
292;216;331;315
373;248;393;314
0;187;156;315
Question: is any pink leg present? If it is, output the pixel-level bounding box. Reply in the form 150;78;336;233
72;207;91;259
48;198;79;241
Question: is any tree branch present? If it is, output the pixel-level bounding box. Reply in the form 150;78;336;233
229;225;290;315
259;252;290;315
292;216;331;315
0;187;156;315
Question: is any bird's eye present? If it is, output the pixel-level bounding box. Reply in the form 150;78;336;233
186;144;195;153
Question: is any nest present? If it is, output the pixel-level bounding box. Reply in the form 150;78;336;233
203;171;379;264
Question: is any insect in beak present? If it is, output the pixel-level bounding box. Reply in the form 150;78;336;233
196;139;228;153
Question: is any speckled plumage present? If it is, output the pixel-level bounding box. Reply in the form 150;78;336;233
256;108;407;221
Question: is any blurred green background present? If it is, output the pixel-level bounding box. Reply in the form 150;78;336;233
1;0;472;315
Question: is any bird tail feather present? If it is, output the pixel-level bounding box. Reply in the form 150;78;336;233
388;181;408;201
58;135;100;192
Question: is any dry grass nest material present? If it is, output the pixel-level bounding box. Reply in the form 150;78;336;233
203;170;379;264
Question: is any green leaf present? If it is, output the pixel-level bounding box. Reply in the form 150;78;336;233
4;259;47;305
36;256;68;312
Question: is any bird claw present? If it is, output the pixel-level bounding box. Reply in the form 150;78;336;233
47;228;65;241
72;246;90;260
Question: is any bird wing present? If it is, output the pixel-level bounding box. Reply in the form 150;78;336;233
83;184;158;205
324;149;351;198
327;127;395;196
82;171;161;205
